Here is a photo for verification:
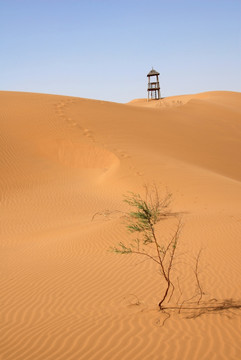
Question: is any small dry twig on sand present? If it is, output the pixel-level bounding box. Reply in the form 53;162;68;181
91;209;123;222
123;293;141;306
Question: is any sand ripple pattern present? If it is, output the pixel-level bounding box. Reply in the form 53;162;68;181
1;91;241;360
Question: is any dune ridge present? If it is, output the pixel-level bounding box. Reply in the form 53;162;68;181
1;90;241;359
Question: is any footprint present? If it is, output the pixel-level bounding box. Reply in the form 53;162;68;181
82;128;95;141
83;128;91;136
121;153;130;159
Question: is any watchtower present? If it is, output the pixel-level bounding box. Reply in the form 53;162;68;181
147;68;161;101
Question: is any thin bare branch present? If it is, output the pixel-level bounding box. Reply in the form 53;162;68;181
167;280;175;303
176;276;183;304
193;249;204;305
131;250;161;265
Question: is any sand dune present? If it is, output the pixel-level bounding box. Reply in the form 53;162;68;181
1;90;241;359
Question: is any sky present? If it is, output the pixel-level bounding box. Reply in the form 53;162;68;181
1;0;241;102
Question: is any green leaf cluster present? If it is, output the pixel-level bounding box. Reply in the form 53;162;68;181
110;189;172;255
110;242;133;254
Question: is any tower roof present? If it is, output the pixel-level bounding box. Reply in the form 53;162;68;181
147;68;160;77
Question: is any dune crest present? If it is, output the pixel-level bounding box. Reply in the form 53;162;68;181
128;90;241;110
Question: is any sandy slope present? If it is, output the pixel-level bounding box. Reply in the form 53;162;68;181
1;90;241;360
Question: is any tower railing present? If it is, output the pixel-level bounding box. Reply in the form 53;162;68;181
148;82;160;90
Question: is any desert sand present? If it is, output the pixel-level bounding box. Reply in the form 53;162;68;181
1;90;241;359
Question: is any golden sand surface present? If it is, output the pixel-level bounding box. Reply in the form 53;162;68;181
1;90;241;359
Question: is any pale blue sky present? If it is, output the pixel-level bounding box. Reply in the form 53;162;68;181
1;0;241;102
